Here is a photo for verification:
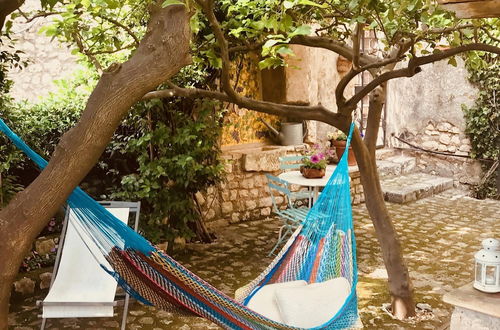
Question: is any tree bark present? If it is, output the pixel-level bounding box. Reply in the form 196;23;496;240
0;4;191;327
0;0;24;31
350;87;416;318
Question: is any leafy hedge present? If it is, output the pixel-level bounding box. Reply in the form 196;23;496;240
0;67;225;243
463;56;499;199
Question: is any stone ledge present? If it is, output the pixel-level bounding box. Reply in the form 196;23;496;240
381;173;454;203
443;282;500;318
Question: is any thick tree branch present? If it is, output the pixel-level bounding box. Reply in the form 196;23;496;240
198;0;241;103
345;43;500;110
290;35;378;66
0;4;191;326
143;85;342;125
352;23;364;70
0;0;24;31
364;86;385;157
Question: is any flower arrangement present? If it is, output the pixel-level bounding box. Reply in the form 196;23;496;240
302;144;334;170
327;131;347;142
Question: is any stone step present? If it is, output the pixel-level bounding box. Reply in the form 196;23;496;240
377;154;416;178
375;148;399;160
381;172;454;204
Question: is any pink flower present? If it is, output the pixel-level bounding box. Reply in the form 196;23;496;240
313;143;321;150
310;154;320;163
318;152;325;160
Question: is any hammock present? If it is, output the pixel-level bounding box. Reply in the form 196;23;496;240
0;118;359;329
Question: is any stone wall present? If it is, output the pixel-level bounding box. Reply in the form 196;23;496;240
6;0;83;102
199;145;364;228
386;58;482;185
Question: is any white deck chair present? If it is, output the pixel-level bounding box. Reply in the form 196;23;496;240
38;201;140;330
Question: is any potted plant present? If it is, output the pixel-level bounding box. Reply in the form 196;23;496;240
328;131;357;166
300;146;331;178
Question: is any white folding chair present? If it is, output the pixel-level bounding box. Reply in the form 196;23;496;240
38;201;140;330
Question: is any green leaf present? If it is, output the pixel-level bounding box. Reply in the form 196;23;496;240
448;57;457;67
288;25;311;38
284;0;294;9
162;0;185;7
297;0;328;8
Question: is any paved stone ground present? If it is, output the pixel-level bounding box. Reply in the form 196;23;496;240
8;190;499;329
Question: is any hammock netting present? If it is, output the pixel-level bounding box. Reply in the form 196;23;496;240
0;118;359;329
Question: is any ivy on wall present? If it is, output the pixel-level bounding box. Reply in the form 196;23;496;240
463;56;499;199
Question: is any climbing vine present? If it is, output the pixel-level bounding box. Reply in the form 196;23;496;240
463;56;499;199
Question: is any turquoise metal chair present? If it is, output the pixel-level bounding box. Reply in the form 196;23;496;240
279;155;313;203
266;174;310;256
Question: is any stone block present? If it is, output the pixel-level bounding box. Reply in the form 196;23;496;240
261;207;271;217
39;272;52;290
14;277;35;295
240;179;254;189
222;202;233;214
242;152;281;172
221;191;230;201
259;197;273;207
250;189;260;198
439;133;451;145
422;140;439;151
438;144;448;152
239;190;249;198
205;209;216;220
245;200;257;210
451;135;461;145
448;145;457;153
195;192;205;206
459;144;471;152
230;213;240;223
437;122;452;132
230;190;238;200
35;238;55;255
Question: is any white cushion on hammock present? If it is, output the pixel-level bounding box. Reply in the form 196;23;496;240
246;280;307;323
275;277;351;328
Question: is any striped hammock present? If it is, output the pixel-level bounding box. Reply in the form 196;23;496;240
0;118;359;329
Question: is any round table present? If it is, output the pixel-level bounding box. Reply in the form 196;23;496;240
278;165;337;203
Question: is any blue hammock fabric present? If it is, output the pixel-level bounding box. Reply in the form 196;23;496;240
0;117;359;329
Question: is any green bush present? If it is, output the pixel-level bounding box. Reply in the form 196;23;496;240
0;67;224;243
463;57;499;199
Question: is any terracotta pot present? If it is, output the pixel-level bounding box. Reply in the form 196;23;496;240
300;166;326;178
337;56;352;74
331;140;357;166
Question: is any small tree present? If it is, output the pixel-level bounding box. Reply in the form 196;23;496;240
144;0;499;319
0;0;498;326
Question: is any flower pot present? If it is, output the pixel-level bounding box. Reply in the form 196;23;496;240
300;166;326;178
337;56;352;74
331;140;357;166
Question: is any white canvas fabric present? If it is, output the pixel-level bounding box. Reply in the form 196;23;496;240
245;280;308;323
275;277;351;328
42;208;130;318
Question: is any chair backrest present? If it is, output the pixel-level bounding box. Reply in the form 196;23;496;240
266;174;294;211
279;155;304;170
42;201;140;319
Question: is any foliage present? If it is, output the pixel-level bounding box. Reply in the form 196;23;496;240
0;69;96;206
109;98;225;243
20;249;57;273
463;56;499;199
302;143;333;170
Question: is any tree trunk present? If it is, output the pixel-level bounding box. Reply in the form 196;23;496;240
0;0;24;31
350;87;416;319
0;4;191;327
